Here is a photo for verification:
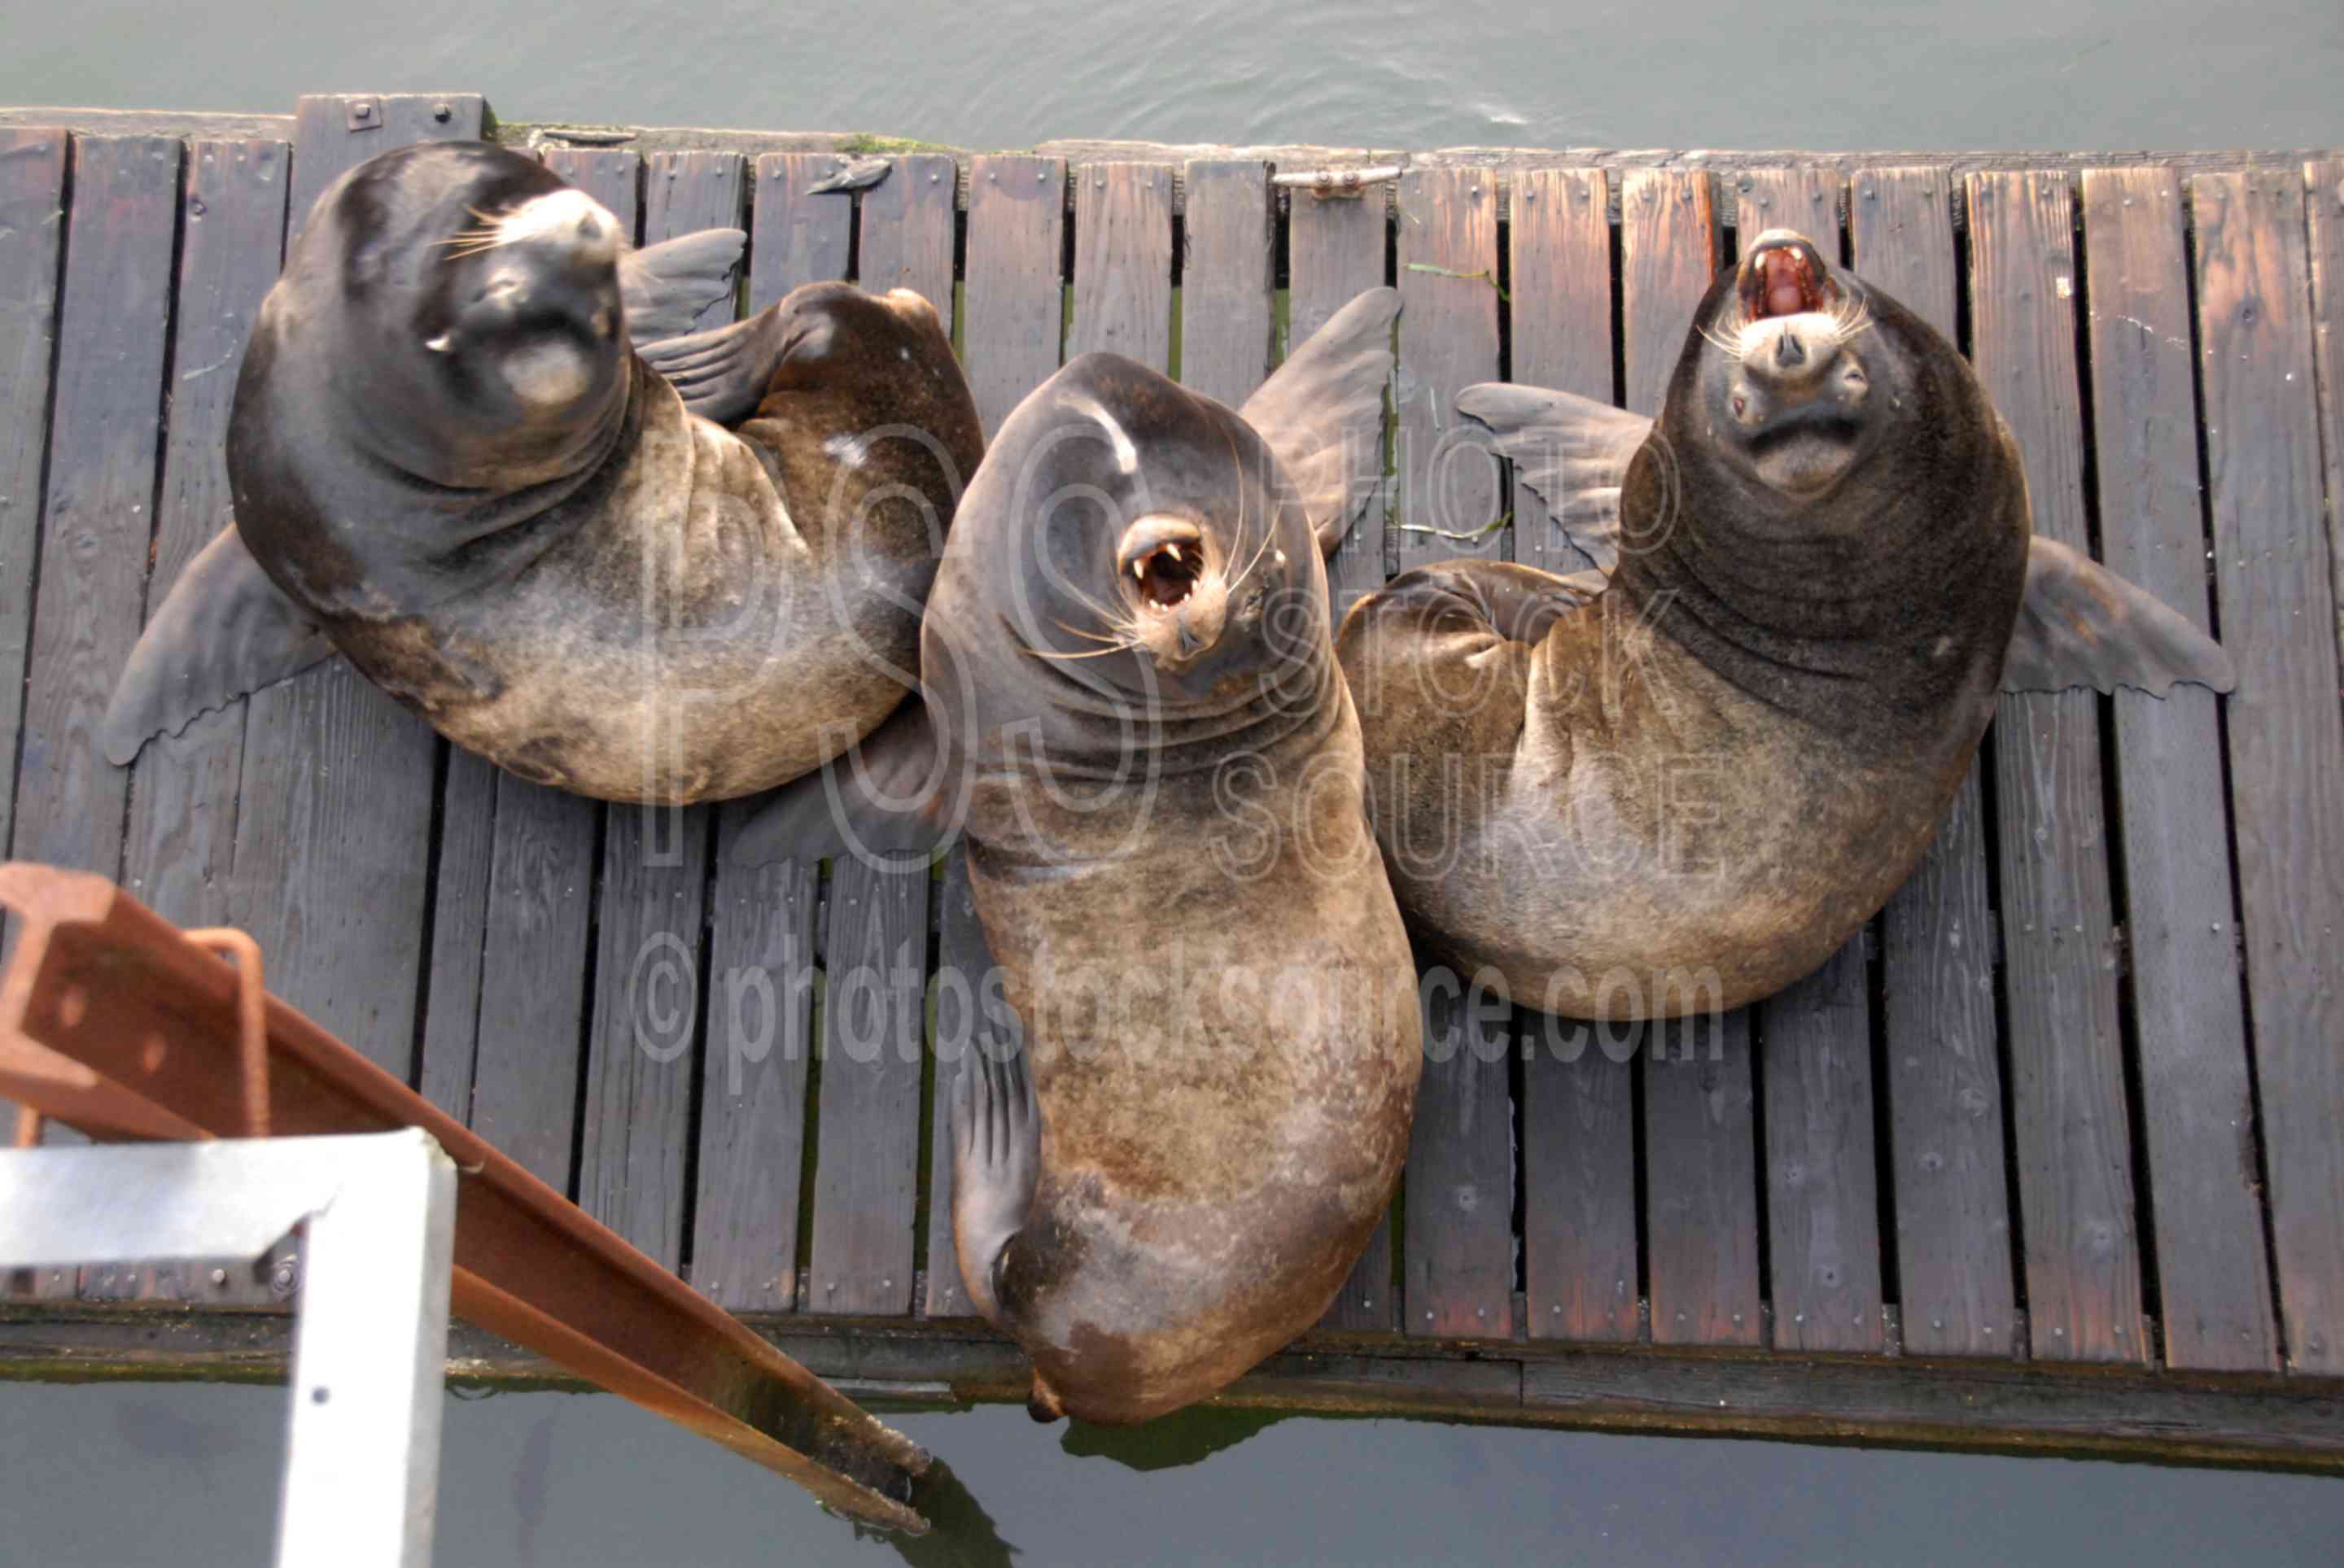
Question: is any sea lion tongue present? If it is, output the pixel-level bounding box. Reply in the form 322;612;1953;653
1737;229;1835;321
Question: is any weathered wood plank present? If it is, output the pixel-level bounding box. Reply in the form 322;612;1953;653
748;153;854;312
11;1306;2344;1470
2198;167;2344;1376
1730;168;1887;1356
1507;166;1613;578
1389;165;1511;1341
806;859;928;1316
578;804;708;1266
2320;161;2344;681
859;154;957;329
959;155;1065;437
1645;1014;1764;1348
1967;169;2146;1365
11;133;180;894
116;139;287;931
1177;159;1274;408
1284;181;1400;1332
1505;174;1633;1340
1850;164;2018;1359
1393;166;1503;573
1403;966;1515;1339
576;151;742;1264
1618;168;1715;417
461;772;599;1190
689;152;846;1313
1287;175;1391;618
0;129;68;1151
1069;163;1172;368
1757;937;1887;1352
229;95;482;1073
1521;1018;1640;1343
693;854;819;1312
784;164;959;1318
2080;167;2276;1373
1618;168;1762;1349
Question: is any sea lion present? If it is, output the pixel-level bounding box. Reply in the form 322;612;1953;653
1336;228;2237;1019
102;140;982;806
738;289;1419;1424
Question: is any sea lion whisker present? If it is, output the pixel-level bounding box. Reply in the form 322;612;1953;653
1049;617;1136;647
1026;639;1141;661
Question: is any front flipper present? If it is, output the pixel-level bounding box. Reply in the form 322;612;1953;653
728;696;960;869
618;229;746;348
1455;383;1654;575
2003;536;2238;696
949;1043;1039;1330
100;524;336;767
1239;286;1402;557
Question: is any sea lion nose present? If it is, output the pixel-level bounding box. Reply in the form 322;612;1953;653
1775;330;1808;369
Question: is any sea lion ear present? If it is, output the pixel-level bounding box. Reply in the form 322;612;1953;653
1456;384;1652;576
618;228;746;347
2001;536;2238;697
100;524;338;767
730;697;960;870
1239;286;1402;558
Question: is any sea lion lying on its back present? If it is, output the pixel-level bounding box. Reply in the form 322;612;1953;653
1336;228;2235;1019
103;141;982;805
737;290;1419;1423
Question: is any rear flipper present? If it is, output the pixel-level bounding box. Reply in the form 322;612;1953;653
100;523;337;767
949;1043;1039;1331
728;696;960;869
1456;382;1655;575
1358;557;1605;646
618;229;746;348
2003;536;2237;695
1239;286;1402;558
636;305;789;426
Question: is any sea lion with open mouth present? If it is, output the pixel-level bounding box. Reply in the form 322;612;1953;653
102;140;982;804
1335;228;2236;1019
736;288;1418;1424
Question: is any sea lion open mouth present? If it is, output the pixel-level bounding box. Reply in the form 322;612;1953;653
1738;232;1838;321
1118;516;1210;611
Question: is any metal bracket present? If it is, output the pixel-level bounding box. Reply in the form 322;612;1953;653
1272;164;1402;200
0;863;931;1534
0;1131;457;1567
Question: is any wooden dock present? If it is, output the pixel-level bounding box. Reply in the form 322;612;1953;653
2;94;2342;1469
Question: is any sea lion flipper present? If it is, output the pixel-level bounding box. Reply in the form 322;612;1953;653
619;228;746;348
950;1044;1039;1328
729;696;956;868
1456;383;1652;575
2003;536;2239;697
635;308;788;426
100;523;338;767
1238;286;1402;557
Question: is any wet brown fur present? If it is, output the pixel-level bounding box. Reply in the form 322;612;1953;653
938;355;1421;1422
1336;266;2030;1018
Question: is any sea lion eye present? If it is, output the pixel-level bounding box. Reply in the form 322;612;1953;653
1731;394;1747;416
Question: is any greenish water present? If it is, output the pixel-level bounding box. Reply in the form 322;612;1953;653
2;0;2337;152
2;1381;2338;1565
